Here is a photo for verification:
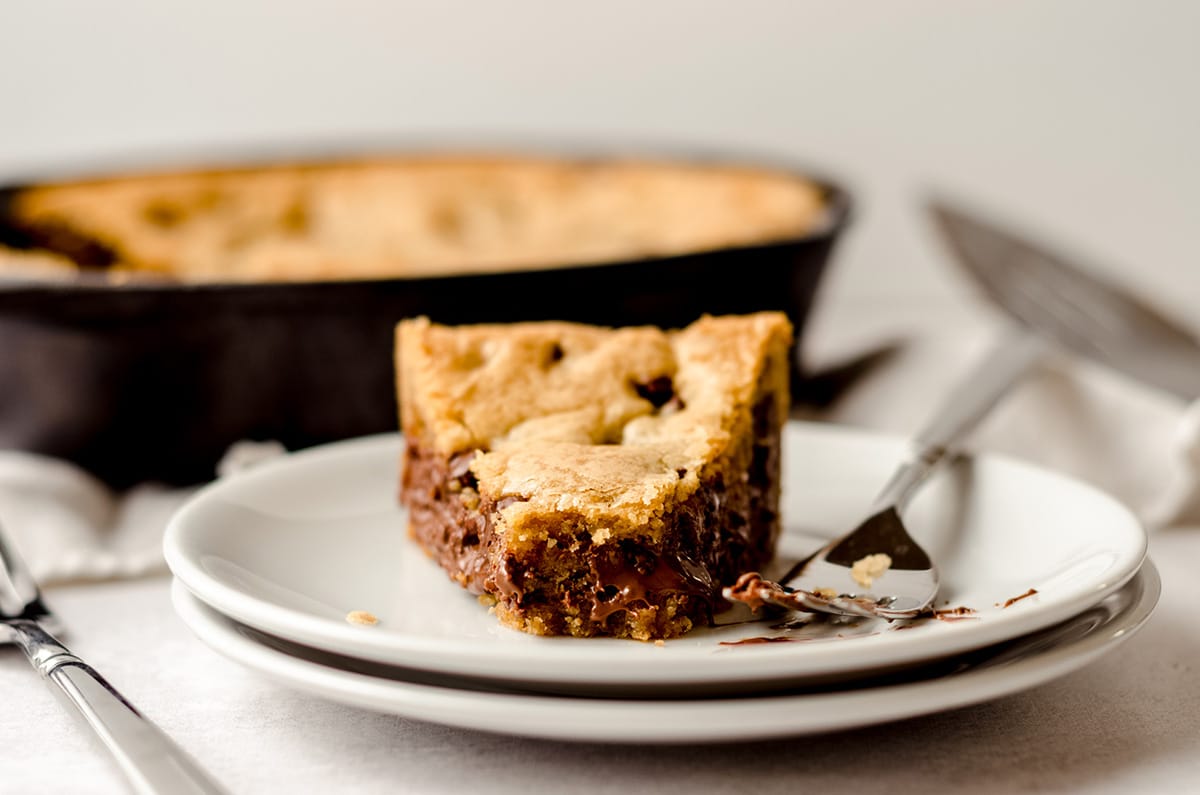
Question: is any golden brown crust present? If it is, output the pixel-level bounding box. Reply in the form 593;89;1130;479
397;312;792;639
396;312;793;550
1;155;825;283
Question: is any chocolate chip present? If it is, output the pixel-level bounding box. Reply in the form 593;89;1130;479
633;375;675;409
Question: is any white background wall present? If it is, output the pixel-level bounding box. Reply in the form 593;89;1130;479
2;1;1196;323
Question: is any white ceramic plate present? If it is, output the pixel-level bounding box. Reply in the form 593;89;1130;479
163;421;1148;693
171;561;1159;744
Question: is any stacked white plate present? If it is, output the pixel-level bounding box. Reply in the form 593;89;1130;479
163;421;1159;744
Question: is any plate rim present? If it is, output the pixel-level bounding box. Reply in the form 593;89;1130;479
163;420;1149;687
169;559;1161;744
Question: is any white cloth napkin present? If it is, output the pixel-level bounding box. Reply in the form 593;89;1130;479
0;330;1196;587
813;328;1200;530
0;440;287;585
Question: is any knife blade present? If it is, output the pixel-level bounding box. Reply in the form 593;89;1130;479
927;199;1200;402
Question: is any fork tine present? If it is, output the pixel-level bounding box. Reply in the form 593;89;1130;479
725;323;1040;623
723;572;900;620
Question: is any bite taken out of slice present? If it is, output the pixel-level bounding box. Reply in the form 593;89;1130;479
395;312;793;641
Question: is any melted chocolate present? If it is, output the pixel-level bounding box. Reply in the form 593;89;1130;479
999;588;1038;608
719;636;797;646
931;606;978;622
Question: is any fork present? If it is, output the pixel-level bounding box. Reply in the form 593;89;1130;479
725;327;1045;620
0;521;231;794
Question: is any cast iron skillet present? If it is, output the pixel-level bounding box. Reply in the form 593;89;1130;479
0;148;852;490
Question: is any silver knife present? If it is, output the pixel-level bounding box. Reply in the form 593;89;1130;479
0;521;232;794
927;199;1200;402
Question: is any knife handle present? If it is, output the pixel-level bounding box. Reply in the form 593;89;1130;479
11;619;232;795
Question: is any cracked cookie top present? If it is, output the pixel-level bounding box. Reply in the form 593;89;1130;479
1;157;826;283
395;312;793;543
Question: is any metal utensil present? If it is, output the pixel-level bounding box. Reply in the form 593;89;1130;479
726;328;1043;620
0;521;231;795
928;198;1200;401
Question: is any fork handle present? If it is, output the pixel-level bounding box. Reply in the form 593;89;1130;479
11;620;231;795
874;327;1044;511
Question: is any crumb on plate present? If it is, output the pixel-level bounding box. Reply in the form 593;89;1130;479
345;610;379;626
850;553;892;588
